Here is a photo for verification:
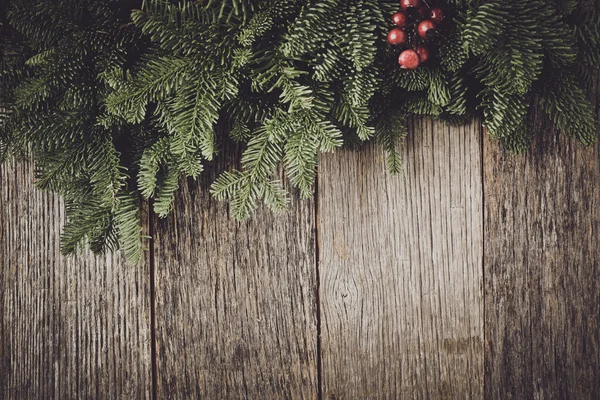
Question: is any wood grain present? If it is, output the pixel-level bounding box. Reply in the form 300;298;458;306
152;158;319;398
0;159;152;399
317;118;484;399
484;118;600;398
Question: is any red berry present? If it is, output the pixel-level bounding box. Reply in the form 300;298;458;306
417;45;430;63
418;20;436;39
400;0;421;11
387;28;407;45
398;49;420;69
391;12;407;27
430;8;445;24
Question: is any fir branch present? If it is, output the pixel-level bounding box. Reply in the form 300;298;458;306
1;0;598;260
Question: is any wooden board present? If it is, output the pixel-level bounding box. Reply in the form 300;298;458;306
2;116;600;399
0;159;153;399
317;118;484;398
484;121;600;398
152;161;319;398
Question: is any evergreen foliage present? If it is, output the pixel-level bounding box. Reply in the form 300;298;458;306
0;0;598;260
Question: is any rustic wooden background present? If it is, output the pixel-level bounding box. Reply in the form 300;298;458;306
1;115;599;399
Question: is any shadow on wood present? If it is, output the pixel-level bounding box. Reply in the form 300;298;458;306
0;159;152;399
484;117;600;398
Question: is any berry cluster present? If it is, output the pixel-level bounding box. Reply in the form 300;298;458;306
387;0;445;70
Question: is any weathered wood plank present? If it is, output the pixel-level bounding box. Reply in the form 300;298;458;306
152;160;318;398
0;159;153;399
484;121;600;398
318;119;484;399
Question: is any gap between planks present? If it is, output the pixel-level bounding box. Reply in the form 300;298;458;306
147;198;158;400
314;171;323;400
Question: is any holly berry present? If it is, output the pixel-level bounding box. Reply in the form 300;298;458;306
398;49;420;69
417;45;430;63
391;12;407;27
400;0;421;11
418;20;436;39
430;8;445;24
387;4;445;69
387;28;407;45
